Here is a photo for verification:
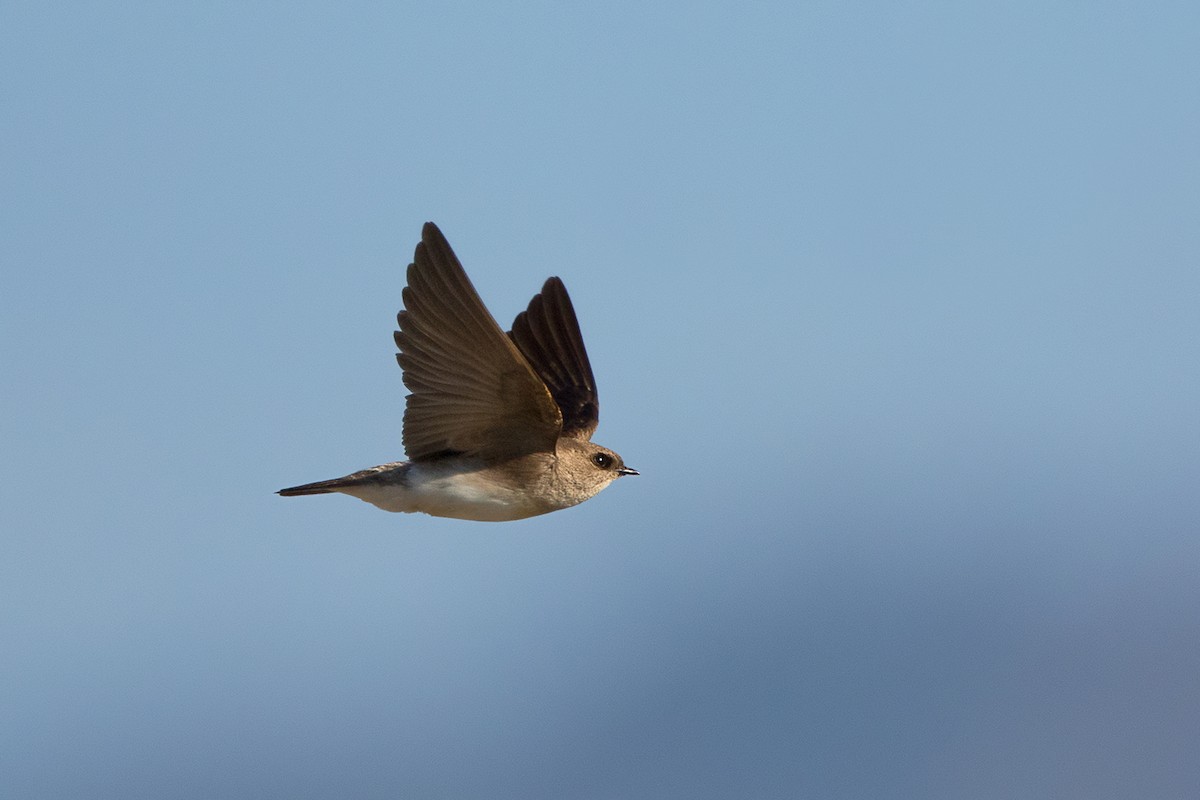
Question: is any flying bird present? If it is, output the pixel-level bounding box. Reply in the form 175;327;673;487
278;222;636;521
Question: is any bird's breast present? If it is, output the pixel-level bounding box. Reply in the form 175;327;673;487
403;458;557;521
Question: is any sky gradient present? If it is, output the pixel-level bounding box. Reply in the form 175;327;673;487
3;3;1198;798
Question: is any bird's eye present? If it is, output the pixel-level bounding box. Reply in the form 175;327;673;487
592;453;613;469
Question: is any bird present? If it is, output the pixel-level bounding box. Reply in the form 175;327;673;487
278;222;637;521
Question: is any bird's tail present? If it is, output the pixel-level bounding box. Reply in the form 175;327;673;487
277;463;405;498
277;478;345;496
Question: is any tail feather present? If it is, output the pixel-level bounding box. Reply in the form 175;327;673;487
278;463;406;498
277;480;340;496
278;473;376;497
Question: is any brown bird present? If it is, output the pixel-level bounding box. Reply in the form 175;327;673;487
278;222;636;520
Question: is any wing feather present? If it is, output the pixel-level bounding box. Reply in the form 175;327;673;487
395;223;562;460
509;277;600;440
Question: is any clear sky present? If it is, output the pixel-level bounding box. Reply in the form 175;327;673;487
3;3;1198;798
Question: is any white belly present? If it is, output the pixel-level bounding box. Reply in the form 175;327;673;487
342;461;550;521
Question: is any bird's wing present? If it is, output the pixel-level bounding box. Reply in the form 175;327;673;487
394;223;563;460
508;277;599;441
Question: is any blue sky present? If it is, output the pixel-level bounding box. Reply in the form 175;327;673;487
3;3;1198;798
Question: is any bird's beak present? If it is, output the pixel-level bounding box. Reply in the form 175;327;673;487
618;467;639;476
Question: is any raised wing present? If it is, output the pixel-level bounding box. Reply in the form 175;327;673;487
509;277;599;441
394;223;563;460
